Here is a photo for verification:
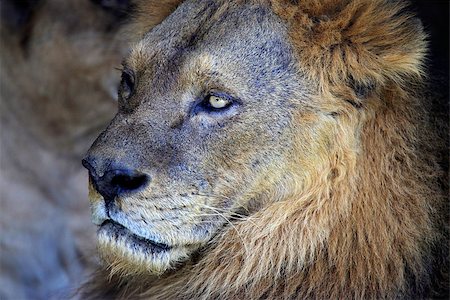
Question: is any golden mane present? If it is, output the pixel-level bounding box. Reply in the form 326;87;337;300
83;0;447;298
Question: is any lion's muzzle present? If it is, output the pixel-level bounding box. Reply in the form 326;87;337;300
82;156;150;202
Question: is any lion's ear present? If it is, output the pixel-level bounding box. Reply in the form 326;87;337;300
274;0;427;93
132;0;183;38
91;0;135;20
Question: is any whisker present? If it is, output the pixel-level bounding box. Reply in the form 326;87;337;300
196;201;251;219
207;208;249;255
195;192;252;214
187;203;249;253
195;203;261;229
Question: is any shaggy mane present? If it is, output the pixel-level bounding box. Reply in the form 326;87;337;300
83;0;448;299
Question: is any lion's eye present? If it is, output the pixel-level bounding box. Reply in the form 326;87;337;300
208;95;230;109
204;95;232;110
119;71;134;100
193;92;238;116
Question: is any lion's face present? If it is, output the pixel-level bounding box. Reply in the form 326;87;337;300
84;0;334;275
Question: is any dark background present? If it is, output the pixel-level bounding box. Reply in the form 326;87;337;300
411;0;449;176
412;0;449;75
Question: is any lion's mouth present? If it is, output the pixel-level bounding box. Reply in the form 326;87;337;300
99;220;171;253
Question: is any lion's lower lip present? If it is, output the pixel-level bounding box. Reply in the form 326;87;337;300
99;220;171;252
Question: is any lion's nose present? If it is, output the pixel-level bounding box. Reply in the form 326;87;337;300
82;157;150;201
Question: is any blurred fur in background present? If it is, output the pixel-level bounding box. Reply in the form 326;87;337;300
0;0;134;298
0;0;447;299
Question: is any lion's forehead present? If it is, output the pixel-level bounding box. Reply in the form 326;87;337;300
128;0;297;93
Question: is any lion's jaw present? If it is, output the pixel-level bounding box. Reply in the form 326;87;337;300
88;180;224;275
96;221;194;275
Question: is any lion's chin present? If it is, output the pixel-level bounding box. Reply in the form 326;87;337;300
97;221;190;276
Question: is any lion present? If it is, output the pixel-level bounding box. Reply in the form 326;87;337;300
82;0;448;298
0;0;134;298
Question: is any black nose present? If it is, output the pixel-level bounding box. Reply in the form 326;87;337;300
82;157;150;201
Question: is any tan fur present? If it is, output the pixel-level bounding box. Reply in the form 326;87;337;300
132;0;184;39
84;0;447;298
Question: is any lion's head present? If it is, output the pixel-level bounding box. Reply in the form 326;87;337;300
84;0;317;274
83;0;447;298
